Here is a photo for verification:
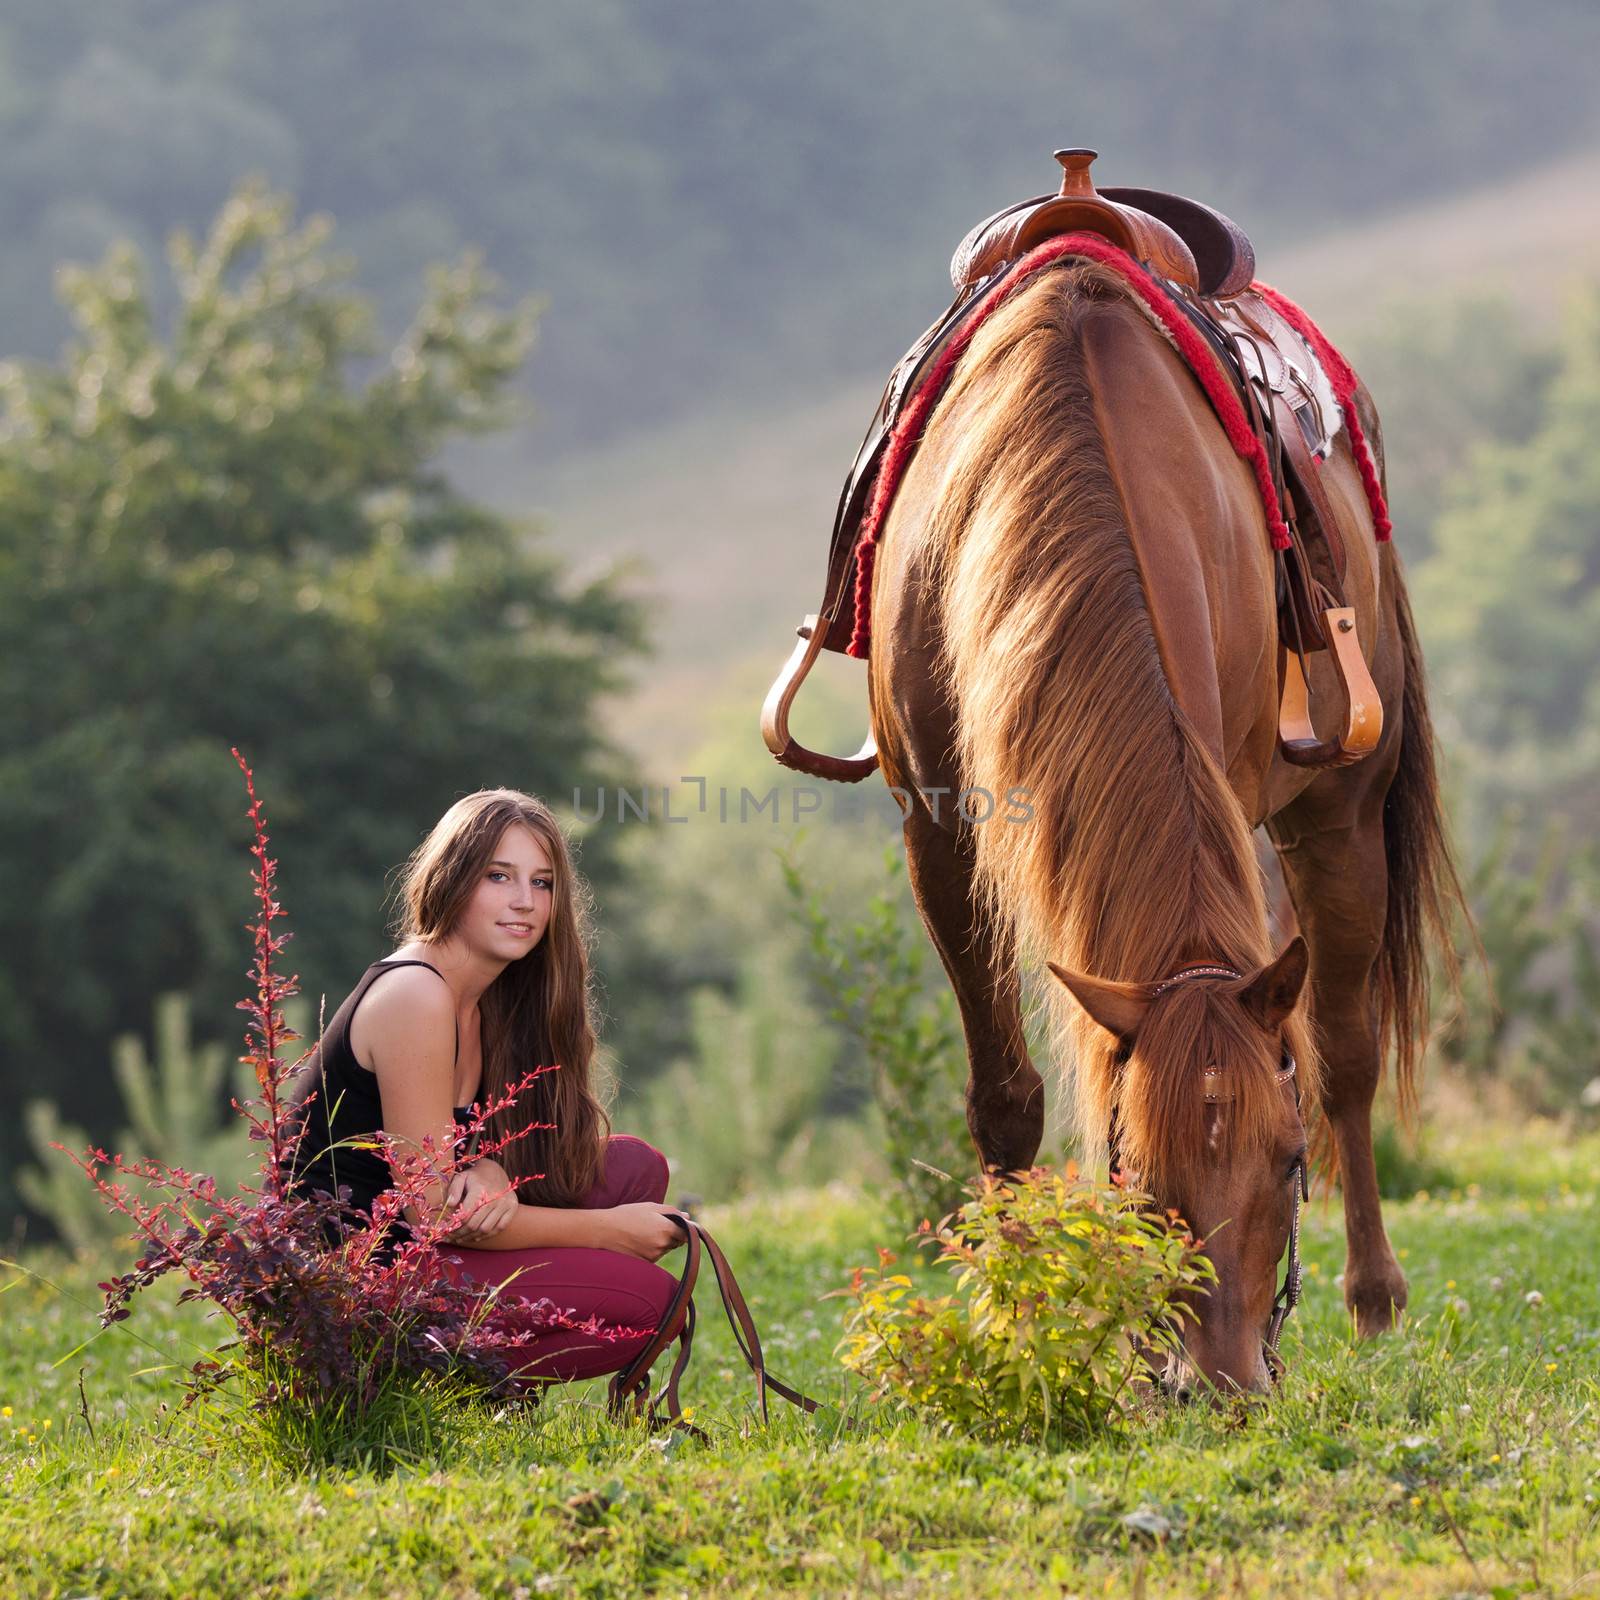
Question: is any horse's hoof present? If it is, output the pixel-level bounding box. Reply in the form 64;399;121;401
1345;1271;1408;1338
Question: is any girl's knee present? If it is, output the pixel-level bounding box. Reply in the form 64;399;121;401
603;1134;671;1205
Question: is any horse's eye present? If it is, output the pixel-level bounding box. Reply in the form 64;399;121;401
1286;1150;1307;1180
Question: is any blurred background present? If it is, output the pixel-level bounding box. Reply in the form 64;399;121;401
5;1;1600;1245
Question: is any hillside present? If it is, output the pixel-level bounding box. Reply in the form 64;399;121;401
6;4;1598;456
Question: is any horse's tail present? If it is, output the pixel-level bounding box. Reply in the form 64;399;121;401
1378;553;1467;1119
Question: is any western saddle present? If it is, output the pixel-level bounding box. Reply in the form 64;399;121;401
762;148;1383;783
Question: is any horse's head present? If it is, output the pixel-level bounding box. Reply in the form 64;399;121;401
1048;937;1312;1398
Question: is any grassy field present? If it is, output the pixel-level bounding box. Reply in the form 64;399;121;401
3;1122;1599;1599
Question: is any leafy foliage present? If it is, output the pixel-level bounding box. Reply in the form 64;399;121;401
781;840;972;1229
838;1165;1215;1446
1417;286;1600;840
17;991;293;1250
1432;816;1600;1115
1342;292;1558;559
628;944;873;1200
0;183;642;1218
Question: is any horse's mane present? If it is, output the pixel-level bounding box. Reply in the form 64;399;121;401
913;261;1317;1180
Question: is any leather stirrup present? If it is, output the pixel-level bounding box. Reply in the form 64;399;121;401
1278;608;1382;767
760;614;879;783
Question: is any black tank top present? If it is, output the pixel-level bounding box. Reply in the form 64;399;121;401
279;958;474;1233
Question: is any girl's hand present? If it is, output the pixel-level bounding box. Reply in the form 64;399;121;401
597;1202;688;1262
440;1159;518;1245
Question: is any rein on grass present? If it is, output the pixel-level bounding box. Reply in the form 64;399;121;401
605;1212;847;1440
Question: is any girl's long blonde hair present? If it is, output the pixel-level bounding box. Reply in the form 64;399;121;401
389;789;609;1203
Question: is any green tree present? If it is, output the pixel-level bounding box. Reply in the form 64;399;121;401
782;840;975;1230
0;185;642;1219
1343;293;1557;559
1416;285;1600;842
627;946;876;1202
17;991;303;1251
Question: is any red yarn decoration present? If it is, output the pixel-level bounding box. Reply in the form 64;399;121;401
845;237;1395;656
847;232;1296;658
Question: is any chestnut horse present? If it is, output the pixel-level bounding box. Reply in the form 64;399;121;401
867;258;1458;1395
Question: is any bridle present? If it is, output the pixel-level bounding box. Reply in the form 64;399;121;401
1105;962;1308;1377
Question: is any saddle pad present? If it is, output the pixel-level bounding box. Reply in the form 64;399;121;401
1252;283;1392;541
1214;291;1344;460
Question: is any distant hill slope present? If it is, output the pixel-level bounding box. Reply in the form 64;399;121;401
487;145;1600;766
8;4;1598;456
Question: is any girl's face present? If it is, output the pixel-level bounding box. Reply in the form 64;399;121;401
469;821;555;959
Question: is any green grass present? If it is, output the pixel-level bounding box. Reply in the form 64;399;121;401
3;1123;1599;1598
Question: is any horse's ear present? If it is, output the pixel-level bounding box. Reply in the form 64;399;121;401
1240;936;1309;1029
1046;962;1152;1044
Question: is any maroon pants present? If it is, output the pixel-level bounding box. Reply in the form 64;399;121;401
437;1134;679;1385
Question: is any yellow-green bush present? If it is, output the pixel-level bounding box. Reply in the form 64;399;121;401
838;1166;1215;1445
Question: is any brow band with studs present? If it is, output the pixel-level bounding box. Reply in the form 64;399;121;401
1151;964;1242;995
1202;1056;1298;1102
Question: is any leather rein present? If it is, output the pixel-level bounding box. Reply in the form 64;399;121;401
1104;963;1309;1375
606;1212;846;1439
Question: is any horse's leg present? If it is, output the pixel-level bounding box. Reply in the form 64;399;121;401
1270;785;1407;1337
901;802;1044;1175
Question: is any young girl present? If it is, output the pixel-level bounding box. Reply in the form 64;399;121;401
283;787;684;1386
